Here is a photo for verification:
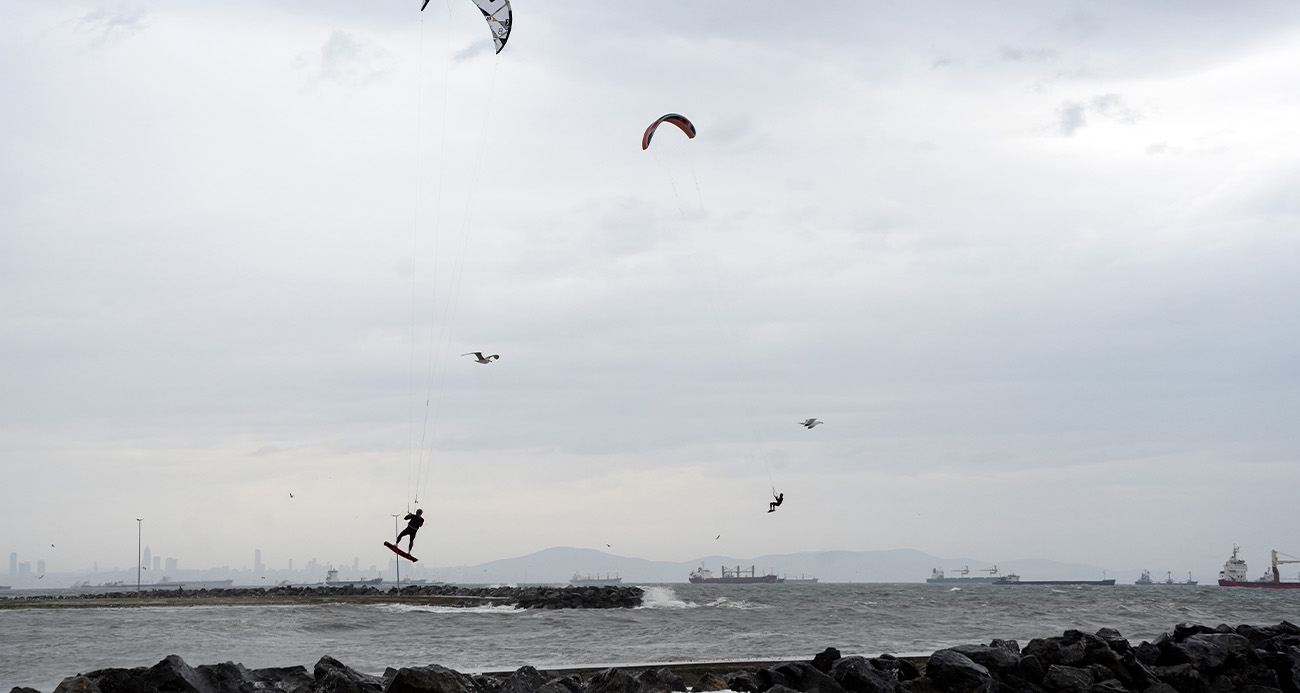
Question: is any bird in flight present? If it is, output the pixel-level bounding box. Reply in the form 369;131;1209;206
799;418;823;429
462;352;500;364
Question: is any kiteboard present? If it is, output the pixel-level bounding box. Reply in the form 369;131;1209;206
384;541;419;562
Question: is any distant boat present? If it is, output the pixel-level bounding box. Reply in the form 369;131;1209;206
994;573;1115;586
1218;545;1300;589
569;573;623;586
689;565;782;584
782;575;819;584
0;585;10;591
325;569;383;587
1136;570;1197;586
926;565;1001;584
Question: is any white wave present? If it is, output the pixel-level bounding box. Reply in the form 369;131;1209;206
638;586;697;609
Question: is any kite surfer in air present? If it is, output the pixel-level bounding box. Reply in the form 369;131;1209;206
768;492;784;513
397;509;424;551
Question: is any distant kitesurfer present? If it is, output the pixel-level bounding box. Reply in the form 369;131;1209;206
397;509;425;551
462;352;500;364
768;492;784;513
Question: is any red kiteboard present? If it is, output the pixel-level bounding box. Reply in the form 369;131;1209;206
384;541;419;562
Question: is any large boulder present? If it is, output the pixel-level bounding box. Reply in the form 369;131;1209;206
385;663;483;693
584;668;641;693
314;656;385;693
633;668;685;693
925;650;996;693
814;649;844;674
500;666;547;693
949;645;1021;677
1039;665;1092;693
830;656;899;693
693;674;730;692
762;662;849;693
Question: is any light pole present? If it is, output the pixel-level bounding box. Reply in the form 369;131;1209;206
391;514;400;589
135;518;142;595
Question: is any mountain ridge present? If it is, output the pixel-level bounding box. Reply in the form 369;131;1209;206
431;546;1128;584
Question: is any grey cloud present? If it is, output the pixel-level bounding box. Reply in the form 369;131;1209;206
1000;45;1057;62
79;6;149;46
307;31;393;87
1090;93;1141;124
1057;100;1087;136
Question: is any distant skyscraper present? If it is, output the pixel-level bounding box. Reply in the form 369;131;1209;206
254;549;263;573
142;546;152;570
165;557;177;572
8;552;15;575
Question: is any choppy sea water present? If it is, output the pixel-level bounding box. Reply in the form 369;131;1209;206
4;583;1299;691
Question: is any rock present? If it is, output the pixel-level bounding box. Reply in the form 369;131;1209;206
1150;663;1203;693
584;668;641;693
1139;684;1178;693
949;644;1022;676
925;650;996;693
814;649;844;673
829;656;899;693
1172;624;1217;642
1016;656;1046;685
537;676;583;693
1040;665;1092;693
1094;630;1130;655
501;666;547;693
724;671;762;693
385;663;483;693
871;655;921;682
1088;680;1127;693
314;656;385;693
633;668;685;693
693;674;730;692
10;688;44;693
995;673;1046;693
52;678;98;693
1134;643;1160;668
764;662;848;693
991;641;1022;655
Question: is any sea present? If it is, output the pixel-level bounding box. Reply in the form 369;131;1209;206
3;582;1299;692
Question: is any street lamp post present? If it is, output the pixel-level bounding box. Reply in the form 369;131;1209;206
391;514;400;589
135;518;142;595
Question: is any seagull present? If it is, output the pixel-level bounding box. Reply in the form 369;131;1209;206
289;493;294;498
799;418;823;429
462;352;500;364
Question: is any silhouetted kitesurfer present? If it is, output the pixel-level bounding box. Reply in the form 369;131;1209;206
768;492;784;513
397;509;424;551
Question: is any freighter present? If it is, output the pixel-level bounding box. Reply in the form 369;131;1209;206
1135;570;1197;586
1218;545;1300;588
994;572;1115;586
689;565;782;584
569;573;623;586
927;565;1001;584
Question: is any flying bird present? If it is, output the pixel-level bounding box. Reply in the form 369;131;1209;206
289;493;294;498
799;418;823;429
462;352;500;364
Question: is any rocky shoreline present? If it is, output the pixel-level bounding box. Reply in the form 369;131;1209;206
14;621;1300;693
0;584;644;610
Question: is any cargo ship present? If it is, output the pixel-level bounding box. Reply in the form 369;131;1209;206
324;569;383;586
1135;570;1197;586
569;573;623;586
1217;546;1300;589
782;575;820;584
689;565;782;584
927;565;1001;584
994;572;1115;586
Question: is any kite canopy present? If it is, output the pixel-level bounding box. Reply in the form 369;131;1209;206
642;113;696;150
421;0;512;54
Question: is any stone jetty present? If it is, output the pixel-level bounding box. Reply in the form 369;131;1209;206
13;621;1300;693
0;584;644;610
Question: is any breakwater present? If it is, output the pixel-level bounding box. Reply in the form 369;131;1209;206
17;621;1300;693
0;584;643;610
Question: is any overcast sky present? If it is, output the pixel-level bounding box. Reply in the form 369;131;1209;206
3;0;1299;580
